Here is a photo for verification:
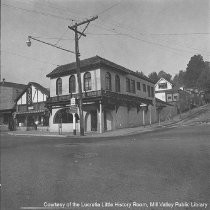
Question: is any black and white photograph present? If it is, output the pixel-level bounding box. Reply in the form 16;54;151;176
1;0;210;209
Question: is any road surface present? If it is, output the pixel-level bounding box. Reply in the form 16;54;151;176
1;124;210;210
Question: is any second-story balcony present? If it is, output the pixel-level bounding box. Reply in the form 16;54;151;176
47;90;153;107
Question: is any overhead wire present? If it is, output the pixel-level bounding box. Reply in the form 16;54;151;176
2;1;209;58
1;50;59;66
96;2;121;16
2;3;75;21
91;20;210;55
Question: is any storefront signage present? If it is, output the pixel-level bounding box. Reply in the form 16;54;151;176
28;106;34;110
71;98;76;105
69;105;77;113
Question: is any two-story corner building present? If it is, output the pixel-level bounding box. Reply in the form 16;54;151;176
0;80;26;129
15;82;50;131
46;56;156;133
155;77;173;102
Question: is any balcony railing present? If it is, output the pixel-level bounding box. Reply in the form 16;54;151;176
48;90;103;103
47;90;153;105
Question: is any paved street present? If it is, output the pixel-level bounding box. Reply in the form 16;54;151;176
1;124;210;210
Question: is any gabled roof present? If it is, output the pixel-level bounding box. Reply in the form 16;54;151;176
155;77;173;87
15;82;50;102
0;81;26;89
30;82;50;96
46;55;155;84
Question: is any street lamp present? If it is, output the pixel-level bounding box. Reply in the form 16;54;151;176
26;36;31;47
26;35;79;134
26;36;75;53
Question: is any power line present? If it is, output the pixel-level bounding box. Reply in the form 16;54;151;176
91;27;210;55
97;2;121;16
2;2;209;57
32;36;74;41
2;3;75;21
1;50;59;66
91;22;210;55
149;32;210;36
97;18;210;37
54;28;70;46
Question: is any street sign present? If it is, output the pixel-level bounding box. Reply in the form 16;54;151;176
71;98;76;105
69;105;77;113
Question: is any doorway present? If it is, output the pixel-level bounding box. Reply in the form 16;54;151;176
91;110;97;131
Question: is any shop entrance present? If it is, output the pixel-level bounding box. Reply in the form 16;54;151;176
90;110;97;131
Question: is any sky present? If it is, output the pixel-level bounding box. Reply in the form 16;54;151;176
1;0;210;87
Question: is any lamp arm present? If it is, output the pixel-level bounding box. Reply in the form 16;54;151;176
28;36;75;54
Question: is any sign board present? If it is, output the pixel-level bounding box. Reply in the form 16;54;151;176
28;106;34;110
71;98;76;106
69;105;77;113
140;103;147;107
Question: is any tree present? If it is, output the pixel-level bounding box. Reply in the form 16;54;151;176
136;71;145;76
148;72;159;83
184;54;205;88
196;62;210;90
158;70;172;82
173;70;185;88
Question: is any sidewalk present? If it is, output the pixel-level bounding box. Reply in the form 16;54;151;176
5;104;210;139
7;123;160;138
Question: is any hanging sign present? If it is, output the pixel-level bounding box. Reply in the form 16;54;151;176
71;98;76;106
69;105;77;113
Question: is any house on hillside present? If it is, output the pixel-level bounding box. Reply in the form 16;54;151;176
15;82;50;131
46;55;156;133
155;77;173;102
164;87;191;113
0;79;26;130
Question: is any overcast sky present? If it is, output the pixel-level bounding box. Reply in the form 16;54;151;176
1;0;210;87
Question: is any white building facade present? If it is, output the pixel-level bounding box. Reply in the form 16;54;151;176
155;77;173;102
46;56;156;133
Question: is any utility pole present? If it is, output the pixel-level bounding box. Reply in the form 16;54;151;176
68;16;98;136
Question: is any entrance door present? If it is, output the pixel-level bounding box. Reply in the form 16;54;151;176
91;111;97;131
104;111;113;131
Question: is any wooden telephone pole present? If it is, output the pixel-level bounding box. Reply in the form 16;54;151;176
68;16;98;136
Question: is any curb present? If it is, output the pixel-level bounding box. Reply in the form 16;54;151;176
6;127;157;139
7;132;67;138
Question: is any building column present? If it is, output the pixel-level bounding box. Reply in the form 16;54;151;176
143;109;145;126
99;101;104;133
25;115;28;131
158;109;161;126
149;105;152;126
73;113;76;135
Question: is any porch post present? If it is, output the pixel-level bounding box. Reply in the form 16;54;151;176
149;105;152;126
73;113;76;135
158;110;161;126
25;115;28;131
99;101;104;133
143;109;145;127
